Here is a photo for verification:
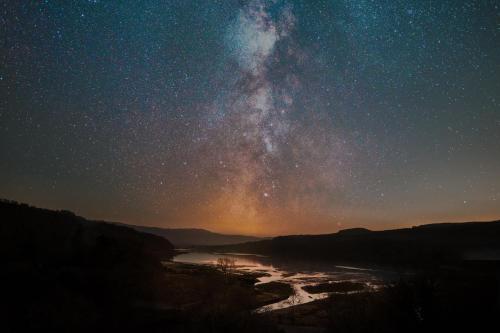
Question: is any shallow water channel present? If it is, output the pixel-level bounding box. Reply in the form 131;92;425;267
173;252;392;311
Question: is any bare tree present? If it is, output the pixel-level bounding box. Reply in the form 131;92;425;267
286;287;300;322
286;287;300;307
216;257;236;275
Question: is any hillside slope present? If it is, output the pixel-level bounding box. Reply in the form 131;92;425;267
0;199;175;332
0;199;175;263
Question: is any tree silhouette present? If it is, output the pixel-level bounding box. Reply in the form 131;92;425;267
217;257;236;275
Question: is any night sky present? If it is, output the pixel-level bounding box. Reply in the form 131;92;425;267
1;0;499;235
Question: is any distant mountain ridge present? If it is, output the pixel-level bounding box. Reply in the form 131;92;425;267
209;220;500;268
121;224;264;247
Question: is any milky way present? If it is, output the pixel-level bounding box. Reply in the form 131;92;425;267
1;1;499;235
196;1;351;233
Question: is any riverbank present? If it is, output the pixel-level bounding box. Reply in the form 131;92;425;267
163;261;294;309
173;251;388;312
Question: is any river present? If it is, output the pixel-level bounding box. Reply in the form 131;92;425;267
173;251;394;312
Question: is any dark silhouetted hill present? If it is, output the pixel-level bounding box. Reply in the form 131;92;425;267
210;221;500;268
122;224;263;247
0;199;176;332
0;199;174;264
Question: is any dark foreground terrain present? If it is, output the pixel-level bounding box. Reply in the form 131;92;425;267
1;199;499;333
269;266;500;333
0;200;279;333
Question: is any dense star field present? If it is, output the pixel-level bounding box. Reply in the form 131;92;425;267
1;0;499;235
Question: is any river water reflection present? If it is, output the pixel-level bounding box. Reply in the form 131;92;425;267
173;251;395;311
